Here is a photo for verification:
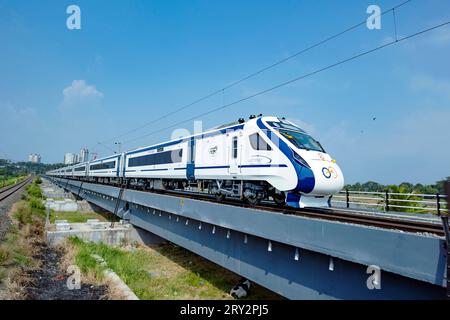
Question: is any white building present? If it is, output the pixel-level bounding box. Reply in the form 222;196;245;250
79;148;89;163
64;153;77;165
28;154;41;163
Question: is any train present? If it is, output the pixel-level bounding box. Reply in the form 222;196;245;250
47;115;344;208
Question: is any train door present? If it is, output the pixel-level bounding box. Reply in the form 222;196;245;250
228;134;240;174
186;137;195;181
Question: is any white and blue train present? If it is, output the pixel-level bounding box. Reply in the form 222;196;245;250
47;116;344;208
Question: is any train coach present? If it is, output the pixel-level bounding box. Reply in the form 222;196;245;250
47;115;344;208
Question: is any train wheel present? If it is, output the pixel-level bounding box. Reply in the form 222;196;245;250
273;192;286;206
245;195;261;206
215;193;225;202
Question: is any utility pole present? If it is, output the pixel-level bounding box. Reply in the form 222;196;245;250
114;142;122;154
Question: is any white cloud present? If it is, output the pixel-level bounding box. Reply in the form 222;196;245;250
2;101;37;118
62;80;103;105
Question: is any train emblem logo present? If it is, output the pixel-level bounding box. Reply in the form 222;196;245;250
322;167;338;179
209;146;218;155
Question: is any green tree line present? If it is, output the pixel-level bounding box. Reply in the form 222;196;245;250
345;177;449;195
0;159;65;177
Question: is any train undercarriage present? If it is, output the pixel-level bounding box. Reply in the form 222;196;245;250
70;176;287;206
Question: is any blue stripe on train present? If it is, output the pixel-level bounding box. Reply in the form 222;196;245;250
256;118;315;194
175;164;288;171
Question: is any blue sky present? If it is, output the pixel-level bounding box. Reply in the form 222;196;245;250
0;0;449;184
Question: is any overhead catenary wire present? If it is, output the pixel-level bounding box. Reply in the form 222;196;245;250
122;19;450;148
98;0;412;147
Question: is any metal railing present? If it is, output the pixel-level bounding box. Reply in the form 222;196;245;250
331;190;448;216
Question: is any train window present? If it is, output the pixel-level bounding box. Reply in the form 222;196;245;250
249;133;272;151
90;161;116;171
232;137;238;158
128;149;183;167
74;166;86;172
267;121;307;134
279;130;325;153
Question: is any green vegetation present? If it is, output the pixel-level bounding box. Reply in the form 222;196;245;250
345;177;449;195
1;225;34;269
25;183;44;199
0;175;27;189
69;238;281;300
0;159;64;177
344;177;450;213
13;179;46;224
0;177;45;283
0;246;9;265
49;211;114;223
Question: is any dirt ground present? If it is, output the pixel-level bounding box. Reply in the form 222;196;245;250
0;185;109;300
26;244;107;300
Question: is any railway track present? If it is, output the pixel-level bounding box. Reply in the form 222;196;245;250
0;176;33;202
48;177;448;237
154;189;447;236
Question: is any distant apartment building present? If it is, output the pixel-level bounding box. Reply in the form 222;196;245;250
63;153;78;165
28;154;41;163
79;148;89;163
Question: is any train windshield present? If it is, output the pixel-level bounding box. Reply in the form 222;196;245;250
267;121;307;133
279;130;325;153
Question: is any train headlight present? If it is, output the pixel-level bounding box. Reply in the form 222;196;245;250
293;151;311;169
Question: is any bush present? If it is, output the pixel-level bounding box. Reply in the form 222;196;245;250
0;246;10;266
29;197;45;211
14;203;33;225
26;184;43;199
35;177;42;185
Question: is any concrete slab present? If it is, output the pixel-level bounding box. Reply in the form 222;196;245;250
47;221;166;247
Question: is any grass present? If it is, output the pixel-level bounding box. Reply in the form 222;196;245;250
26;183;44;199
49;211;111;223
2;177;281;300
0;246;10;266
0;175;27;189
0;177;45;287
69;238;282;300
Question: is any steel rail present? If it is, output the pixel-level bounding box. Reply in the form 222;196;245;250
0;176;33;202
49;177;446;237
0;177;27;194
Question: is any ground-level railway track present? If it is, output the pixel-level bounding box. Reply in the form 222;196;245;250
51;177;449;237
0;176;32;202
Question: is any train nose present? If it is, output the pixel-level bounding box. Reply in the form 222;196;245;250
312;161;344;195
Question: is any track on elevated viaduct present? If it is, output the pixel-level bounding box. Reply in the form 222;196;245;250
142;188;446;236
47;176;448;300
52;177;446;237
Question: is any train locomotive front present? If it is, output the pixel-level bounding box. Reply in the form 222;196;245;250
254;116;344;207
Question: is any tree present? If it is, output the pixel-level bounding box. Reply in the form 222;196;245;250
434;177;450;194
386;184;425;213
